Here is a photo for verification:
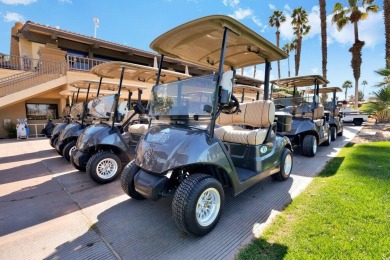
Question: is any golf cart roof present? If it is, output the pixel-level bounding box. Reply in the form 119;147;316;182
235;74;264;86
270;75;329;88
90;61;190;84
317;87;343;93
271;92;292;98
150;15;288;70
59;89;116;96
234;84;263;94
70;79;146;92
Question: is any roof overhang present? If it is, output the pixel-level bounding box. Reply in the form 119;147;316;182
150;15;287;70
69;79;146;92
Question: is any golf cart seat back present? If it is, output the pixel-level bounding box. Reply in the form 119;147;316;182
295;104;325;120
128;123;149;135
215;100;275;145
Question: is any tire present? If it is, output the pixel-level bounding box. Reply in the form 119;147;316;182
302;135;317;157
330;127;337;141
63;140;76;162
87;151;123;184
172;174;224;236
337;129;343;137
272;148;293;181
121;160;145;200
323;130;331;146
353;118;363;126
51;136;58;148
70;151;86;172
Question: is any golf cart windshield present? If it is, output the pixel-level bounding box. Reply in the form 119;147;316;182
149;75;215;119
70;102;85;120
274;96;314;114
88;95;116;120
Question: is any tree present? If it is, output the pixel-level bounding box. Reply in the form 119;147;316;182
358;90;364;101
374;67;390;88
342;80;353;100
332;0;380;109
361;80;368;99
282;40;297;78
269;10;286;78
384;0;390;68
291;7;311;76
319;0;328;87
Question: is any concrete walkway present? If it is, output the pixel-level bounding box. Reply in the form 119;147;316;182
0;126;362;260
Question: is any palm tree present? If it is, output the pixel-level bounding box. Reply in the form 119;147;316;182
332;0;380;109
384;0;390;68
291;7;311;76
282;40;296;78
374;68;390;88
342;80;353;100
361;80;368;99
269;10;286;78
319;0;328;87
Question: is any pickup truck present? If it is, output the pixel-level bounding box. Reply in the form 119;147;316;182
340;107;368;125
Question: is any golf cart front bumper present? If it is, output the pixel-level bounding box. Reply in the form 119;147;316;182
72;150;91;168
134;170;168;201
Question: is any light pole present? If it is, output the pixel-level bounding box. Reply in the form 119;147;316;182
93;17;99;38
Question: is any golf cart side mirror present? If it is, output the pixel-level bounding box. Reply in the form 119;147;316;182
219;70;234;104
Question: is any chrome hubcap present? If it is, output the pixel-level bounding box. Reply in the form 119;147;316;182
69;146;76;157
284;153;293;175
96;158;118;179
196;188;220;227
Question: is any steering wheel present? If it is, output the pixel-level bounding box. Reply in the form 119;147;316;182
223;95;239;114
132;102;147;115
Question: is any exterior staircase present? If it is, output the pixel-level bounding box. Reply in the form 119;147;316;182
0;56;67;109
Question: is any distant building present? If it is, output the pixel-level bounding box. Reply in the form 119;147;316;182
0;21;211;138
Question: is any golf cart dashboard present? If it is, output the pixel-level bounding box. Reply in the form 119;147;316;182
153;114;211;126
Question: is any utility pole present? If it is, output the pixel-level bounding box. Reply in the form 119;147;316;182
93;17;99;38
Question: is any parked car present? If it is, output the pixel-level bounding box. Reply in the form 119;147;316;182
121;15;293;236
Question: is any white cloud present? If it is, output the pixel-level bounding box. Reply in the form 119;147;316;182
4;12;25;22
58;0;72;3
284;4;291;11
229;8;253;20
251;16;262;27
268;4;275;10
329;10;384;48
0;0;36;5
222;0;239;7
55;25;61;29
279;13;294;40
311;67;319;74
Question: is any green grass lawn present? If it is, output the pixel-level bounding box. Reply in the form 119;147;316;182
238;142;390;260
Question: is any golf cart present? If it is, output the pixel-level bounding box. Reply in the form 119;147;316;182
72;62;190;184
233;75;264;102
271;75;331;157
120;15;293;236
55;79;122;161
308;87;344;140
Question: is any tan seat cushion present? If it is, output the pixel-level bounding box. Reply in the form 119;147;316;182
215;100;275;145
128;124;149;135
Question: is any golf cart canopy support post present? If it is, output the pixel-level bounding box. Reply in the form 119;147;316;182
155;55;165;85
81;82;92;125
128;91;132;110
263;60;271;100
111;67;125;129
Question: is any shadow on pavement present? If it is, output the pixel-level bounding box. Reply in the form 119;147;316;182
44;176;294;259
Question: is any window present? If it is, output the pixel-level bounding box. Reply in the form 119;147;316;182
25;103;58;120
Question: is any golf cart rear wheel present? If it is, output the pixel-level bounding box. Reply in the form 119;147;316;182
353;118;363;126
121;160;145;200
70;151;86;172
272;148;293;181
302;135;317;157
63;140;76;162
337;129;343;137
51;136;58;148
330;127;337;141
172;174;224;236
87;151;123;184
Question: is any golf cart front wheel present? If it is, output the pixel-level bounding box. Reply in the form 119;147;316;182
87;151;123;184
121;160;145;200
172;174;224;236
63;140;76;162
302;135;317;157
272;148;293;181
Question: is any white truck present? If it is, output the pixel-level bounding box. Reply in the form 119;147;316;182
340;107;368;125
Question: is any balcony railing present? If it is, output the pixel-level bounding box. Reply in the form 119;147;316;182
66;55;107;71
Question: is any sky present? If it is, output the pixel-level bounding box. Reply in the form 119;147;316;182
0;0;386;99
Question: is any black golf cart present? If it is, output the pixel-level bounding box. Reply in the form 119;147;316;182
120;15;293;236
309;87;344;140
72;62;190;184
271;75;331;157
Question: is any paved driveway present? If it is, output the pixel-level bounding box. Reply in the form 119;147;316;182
0;126;361;260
